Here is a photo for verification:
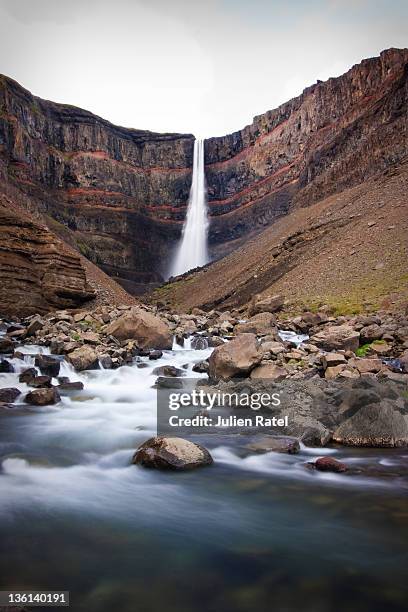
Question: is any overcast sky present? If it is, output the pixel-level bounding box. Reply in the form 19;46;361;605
0;0;406;137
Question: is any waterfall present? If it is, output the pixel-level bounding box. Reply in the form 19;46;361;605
170;138;209;277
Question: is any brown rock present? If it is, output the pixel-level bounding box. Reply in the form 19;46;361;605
0;337;14;354
248;294;285;316
67;346;99;371
0;387;21;403
314;456;348;473
247;436;299;454
311;325;360;352
132;436;213;470
209;333;263;380
250;363;288;380
25;387;60;406
235;312;277;336
105;307;172;349
321;352;346;369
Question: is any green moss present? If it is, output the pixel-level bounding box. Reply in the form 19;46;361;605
71;333;81;341
356;343;372;357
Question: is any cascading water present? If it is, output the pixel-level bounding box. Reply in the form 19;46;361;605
170;138;209;277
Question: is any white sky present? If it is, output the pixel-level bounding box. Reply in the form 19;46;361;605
0;0;406;137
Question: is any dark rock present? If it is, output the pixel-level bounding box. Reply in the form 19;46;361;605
247;436;300;454
25;388;61;406
333;401;408;447
153;365;185;377
29;375;52;388
192;360;209;374
0;337;14;354
155;377;183;389
314;456;348;473
35;354;60;377
57;381;84;391
0;387;21;403
19;367;37;384
191;336;209;350
133;436;213;470
149;350;163;360
0;359;14;373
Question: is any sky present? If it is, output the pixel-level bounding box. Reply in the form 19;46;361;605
0;0;407;137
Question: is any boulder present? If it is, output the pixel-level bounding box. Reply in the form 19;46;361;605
360;324;383;343
35;354;60;378
0;359;14;373
192;360;209;374
235;312;277;336
321;353;346;369
105;307;172;349
132;436;213;470
67;346;99;371
348;357;382;374
311;325;360;352
149;350;163;360
250;363;288;381
153;365;185;377
314;456;348;473
19;367;37;384
248;294;285;316
25;316;44;336
247;436;300;454
209;333;263;380
333;401;408;447
25;387;60;406
57;381;84;392
0;337;14;354
29;375;52;388
261;340;285;355
0;387;21;403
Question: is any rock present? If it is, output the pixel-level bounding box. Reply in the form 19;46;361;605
29;375;52;388
99;354;113;369
0;359;14;373
247;436;300;454
190;336;209;350
19;367;37;384
314;456;348;473
250;364;288;381
325;364;347;379
369;341;392;355
25;316;44;336
57;381;84;391
360;324;383;342
321;353;346;369
348;357;382;374
311;325;360;352
67;346;99;371
192;360;209;374
209;333;263;380
81;331;100;345
35;354;61;377
153;365;185;377
149;350;163;360
261;340;285;355
235;312;277;336
155;377;184;389
333;401;408;447
209;336;224;347
105;307;172;349
0;337;14;354
25;387;60;406
132;436;213;470
0;387;21;403
248;294;285;316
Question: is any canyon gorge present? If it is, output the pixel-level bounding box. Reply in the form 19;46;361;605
0;48;407;315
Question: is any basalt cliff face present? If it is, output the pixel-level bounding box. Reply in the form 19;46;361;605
0;48;407;302
0;76;194;293
204;48;408;253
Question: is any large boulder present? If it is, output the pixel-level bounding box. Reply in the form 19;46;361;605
235;312;277;336
105;308;172;349
25;387;60;406
67;346;99;371
333;401;408;447
209;333;263;380
248;294;285;316
311;325;360;352
132;436;213;470
35;354;60;378
0;337;14;354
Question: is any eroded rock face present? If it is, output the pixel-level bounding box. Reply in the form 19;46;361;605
132;436;213;470
0;197;95;317
105;307;172;349
208;333;263;380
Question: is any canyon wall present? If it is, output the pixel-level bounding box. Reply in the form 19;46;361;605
0;75;194;291
205;48;408;251
0;48;407;295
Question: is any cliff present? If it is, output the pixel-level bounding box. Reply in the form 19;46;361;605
0;48;407;298
205;48;408;253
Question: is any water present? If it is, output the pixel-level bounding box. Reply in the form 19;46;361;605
170;138;209;277
0;344;408;611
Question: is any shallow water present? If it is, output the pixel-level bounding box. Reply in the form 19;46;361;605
0;343;407;612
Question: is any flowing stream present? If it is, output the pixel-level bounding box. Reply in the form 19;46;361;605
0;343;408;611
170;138;209;277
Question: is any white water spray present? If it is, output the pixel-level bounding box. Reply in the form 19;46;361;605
170;138;209;277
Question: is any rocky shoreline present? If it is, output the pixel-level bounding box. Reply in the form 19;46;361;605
1;294;407;471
